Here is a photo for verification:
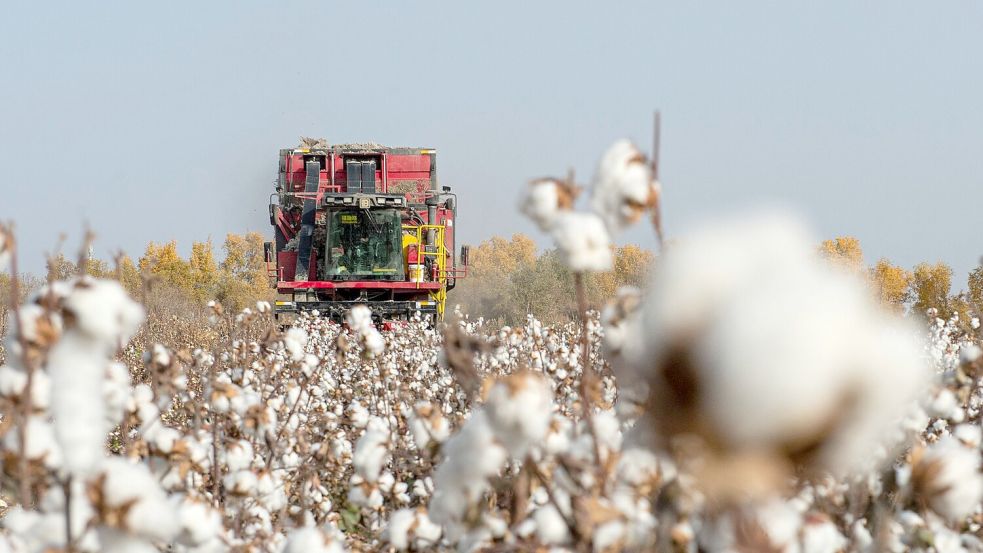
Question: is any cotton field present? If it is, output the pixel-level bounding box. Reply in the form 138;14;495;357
1;141;982;553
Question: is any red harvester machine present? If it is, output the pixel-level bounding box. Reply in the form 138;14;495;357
267;141;467;324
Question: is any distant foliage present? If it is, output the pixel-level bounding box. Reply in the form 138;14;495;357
912;261;954;317
819;236;864;271
870;258;912;309
452;234;653;324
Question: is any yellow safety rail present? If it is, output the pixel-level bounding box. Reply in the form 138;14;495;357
402;224;448;319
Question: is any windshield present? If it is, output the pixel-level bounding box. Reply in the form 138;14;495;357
324;208;404;280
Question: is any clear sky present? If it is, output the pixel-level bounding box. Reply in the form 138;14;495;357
2;1;982;284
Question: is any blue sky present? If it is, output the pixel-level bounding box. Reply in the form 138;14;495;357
2;1;982;284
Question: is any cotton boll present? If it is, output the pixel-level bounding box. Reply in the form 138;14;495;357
353;417;391;483
283;526;346;553
911;436;983;522
174;496;223;546
4;416;62;468
929;389;961;420
152;427;182;454
484;372;553;457
363;329;385;357
590;139;658;233
800;514;847;553
549;212;613;273
0;364;51;409
533;504;571;545
633;210;930;484
283;327;308;361
62;278;145;348
98;528;160;553
225;440;254;472
385;508;442;551
346;305;373;332
94;457;180;542
953;423;982;448
519;178;575;232
429;410;508;534
47;332;109;475
961;343;981;365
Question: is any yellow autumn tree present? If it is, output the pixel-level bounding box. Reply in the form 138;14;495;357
115;254;142;296
968;265;983;314
189;240;219;302
589;245;654;303
453;234;538;320
869;258;911;310
216;232;272;311
139;241;193;293
911;261;953;317
819;236;864;272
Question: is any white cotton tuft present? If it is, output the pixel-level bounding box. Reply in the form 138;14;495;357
283;526;346;553
385;508;442;551
48;332;108;475
63;278;145;348
352;417;391;483
591;139;658;233
429;410;507;538
519;179;564;231
549;212;613;273
283;327;308;361
484;372;553;457
631;210;930;476
174;496;223;547
96;457;180;542
914;436;983;522
346;305;385;356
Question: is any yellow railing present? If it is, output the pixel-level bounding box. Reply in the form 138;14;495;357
402;224;448;319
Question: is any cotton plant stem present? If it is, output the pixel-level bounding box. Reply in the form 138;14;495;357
8;234;35;507
63;477;74;552
573;272;606;493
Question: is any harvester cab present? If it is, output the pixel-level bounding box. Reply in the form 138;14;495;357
267;142;466;324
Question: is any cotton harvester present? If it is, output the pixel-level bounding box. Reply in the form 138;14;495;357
266;141;467;324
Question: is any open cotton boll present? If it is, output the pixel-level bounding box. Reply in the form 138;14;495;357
484;372;553;457
518;178;576;232
62;278;145;348
384;508;442;551
283;327;308;361
346;305;373;332
283;526;347;553
911;436;983;522
93;457;180;543
631;210;930;485
225;440;254;472
174;496;223;547
48;332;107;475
549;211;613;273
353;417;391;483
429;410;508;534
591;139;658;233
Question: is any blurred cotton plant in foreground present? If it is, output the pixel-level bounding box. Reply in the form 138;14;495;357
0;136;982;552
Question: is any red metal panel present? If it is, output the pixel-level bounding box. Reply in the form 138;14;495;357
278;251;297;282
276;250;317;281
386;154;431;172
